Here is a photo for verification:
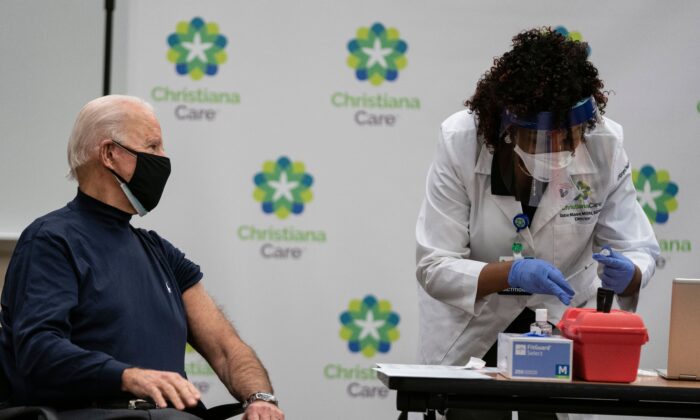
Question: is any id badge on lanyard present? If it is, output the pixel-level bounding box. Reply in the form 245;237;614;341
498;213;533;296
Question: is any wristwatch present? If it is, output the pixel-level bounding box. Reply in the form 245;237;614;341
243;392;278;408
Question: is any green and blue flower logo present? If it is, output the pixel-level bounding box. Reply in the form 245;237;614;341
555;26;591;56
339;295;400;358
167;17;228;80
573;180;592;204
253;156;313;220
632;165;679;224
347;22;408;86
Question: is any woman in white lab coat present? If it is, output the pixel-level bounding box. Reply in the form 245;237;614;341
415;28;659;420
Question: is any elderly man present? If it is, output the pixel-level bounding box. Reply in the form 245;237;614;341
0;95;284;420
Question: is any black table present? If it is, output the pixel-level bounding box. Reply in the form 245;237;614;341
377;369;700;419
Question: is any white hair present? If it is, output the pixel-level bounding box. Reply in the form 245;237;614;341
67;95;154;180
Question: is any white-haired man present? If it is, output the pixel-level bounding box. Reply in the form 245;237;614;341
0;95;284;420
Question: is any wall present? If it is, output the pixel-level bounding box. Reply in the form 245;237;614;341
0;0;103;236
117;1;699;419
1;1;699;419
0;242;14;292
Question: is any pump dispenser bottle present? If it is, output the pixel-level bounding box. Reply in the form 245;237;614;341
530;308;553;336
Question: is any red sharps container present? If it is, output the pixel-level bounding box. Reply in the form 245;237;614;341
557;289;649;383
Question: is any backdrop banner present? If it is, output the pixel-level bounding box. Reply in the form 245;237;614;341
119;1;700;418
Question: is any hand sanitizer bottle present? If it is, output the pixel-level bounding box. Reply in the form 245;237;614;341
530;308;553;336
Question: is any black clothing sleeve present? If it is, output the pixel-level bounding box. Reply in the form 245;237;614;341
145;230;203;293
3;227;130;401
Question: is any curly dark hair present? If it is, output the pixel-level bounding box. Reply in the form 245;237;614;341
465;27;607;149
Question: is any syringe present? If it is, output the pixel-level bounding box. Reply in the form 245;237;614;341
565;261;595;281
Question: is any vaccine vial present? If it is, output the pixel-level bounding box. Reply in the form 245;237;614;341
601;248;611;256
530;308;553;336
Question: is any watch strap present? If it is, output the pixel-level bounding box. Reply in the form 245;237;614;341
243;392;278;408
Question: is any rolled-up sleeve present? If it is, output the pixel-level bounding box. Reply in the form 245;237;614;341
148;231;203;293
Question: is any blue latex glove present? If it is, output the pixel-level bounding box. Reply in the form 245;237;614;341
508;259;575;305
592;246;636;294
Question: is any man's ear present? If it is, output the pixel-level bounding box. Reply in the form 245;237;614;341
99;139;116;170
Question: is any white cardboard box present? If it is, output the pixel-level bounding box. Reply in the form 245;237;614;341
497;333;573;381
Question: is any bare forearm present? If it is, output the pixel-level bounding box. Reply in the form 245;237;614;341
212;340;285;419
213;342;273;401
476;261;512;299
183;283;275;403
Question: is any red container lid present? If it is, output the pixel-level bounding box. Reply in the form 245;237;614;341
558;308;649;345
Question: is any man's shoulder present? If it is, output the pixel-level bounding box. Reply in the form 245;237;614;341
18;206;76;243
132;227;177;253
132;226;162;242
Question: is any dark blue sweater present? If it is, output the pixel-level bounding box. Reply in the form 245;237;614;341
0;190;202;405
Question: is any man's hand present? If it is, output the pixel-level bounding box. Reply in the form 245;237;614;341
121;367;201;410
243;401;285;420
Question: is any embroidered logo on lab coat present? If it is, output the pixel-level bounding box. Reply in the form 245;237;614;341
559;181;602;222
572;180;592;204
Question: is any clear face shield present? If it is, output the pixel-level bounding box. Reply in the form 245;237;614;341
501;97;597;206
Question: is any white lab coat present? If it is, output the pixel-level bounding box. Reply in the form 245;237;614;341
416;110;659;365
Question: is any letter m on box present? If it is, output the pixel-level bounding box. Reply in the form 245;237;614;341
556;364;570;377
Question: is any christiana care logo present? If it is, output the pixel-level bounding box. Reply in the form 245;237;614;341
154;17;239;121
347;22;407;86
632;165;679;224
167;17;228;80
339;295;400;358
573;180;592;204
322;295;398;399
238;156;324;260
333;22;419;127
253;156;314;220
633;164;688;264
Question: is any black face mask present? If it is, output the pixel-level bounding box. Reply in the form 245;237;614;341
110;140;171;215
